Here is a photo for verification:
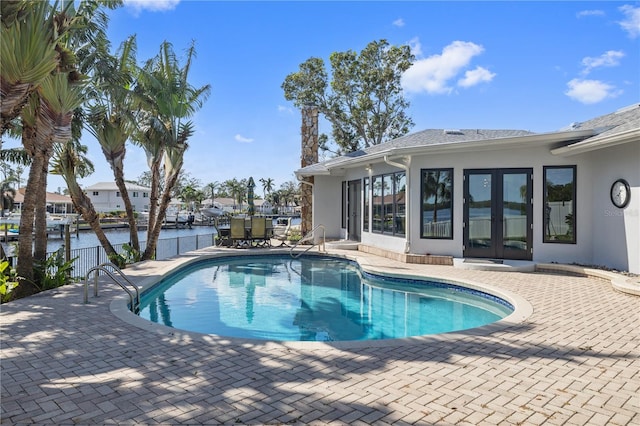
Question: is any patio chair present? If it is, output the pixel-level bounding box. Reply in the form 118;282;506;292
230;217;247;248
250;217;268;247
272;217;292;247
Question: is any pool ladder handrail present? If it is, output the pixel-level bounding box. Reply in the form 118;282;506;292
290;224;326;258
83;262;140;313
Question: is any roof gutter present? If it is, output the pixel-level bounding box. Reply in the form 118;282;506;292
384;155;411;253
550;128;640;156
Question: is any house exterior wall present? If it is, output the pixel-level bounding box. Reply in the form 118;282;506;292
317;142;640;271
587;142;639;273
312;175;345;241
87;189;150;213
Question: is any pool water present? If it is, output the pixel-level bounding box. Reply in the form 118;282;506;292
138;255;513;342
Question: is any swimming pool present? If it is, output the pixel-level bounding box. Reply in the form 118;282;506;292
136;255;514;342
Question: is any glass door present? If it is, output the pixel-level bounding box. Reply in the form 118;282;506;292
464;169;532;260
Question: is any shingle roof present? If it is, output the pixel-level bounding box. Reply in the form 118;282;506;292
83;182;151;191
297;104;640;175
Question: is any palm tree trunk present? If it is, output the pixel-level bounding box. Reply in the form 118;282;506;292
142;169;180;261
112;166;140;252
33;161;49;262
66;177;121;264
15;142;41;296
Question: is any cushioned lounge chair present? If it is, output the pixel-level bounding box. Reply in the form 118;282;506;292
273;217;292;247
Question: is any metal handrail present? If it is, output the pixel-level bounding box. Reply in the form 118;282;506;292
83;262;141;313
290;224;326;258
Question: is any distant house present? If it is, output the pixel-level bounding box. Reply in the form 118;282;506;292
84;182;151;213
296;104;640;274
12;188;75;214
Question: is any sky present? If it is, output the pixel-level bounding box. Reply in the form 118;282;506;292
8;1;640;194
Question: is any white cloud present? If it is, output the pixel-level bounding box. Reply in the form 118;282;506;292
408;37;422;57
401;41;486;94
234;134;254;143
577;10;605;18
565;78;621;104
393;18;405;28
619;5;640;38
458;66;496;88
124;0;180;14
581;50;625;75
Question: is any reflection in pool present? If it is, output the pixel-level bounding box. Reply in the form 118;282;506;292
138;255;513;341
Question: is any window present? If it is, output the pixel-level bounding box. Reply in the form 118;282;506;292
394;173;406;236
383;174;394;233
363;177;370;232
372;176;383;232
143;192;149;198
116;191;121;197
132;192;139;197
372;172;405;236
92;191;99;196
421;169;453;239
544;166;576;243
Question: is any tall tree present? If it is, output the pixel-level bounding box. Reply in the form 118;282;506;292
132;41;210;261
259;177;274;199
0;0;59;134
4;0;121;295
204;181;219;205
282;39;415;154
85;36;140;252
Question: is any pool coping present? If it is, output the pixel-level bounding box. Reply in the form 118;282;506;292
110;248;534;350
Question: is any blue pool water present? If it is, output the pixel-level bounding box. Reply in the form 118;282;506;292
138;255;513;342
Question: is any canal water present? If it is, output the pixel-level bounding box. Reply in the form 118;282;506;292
3;217;301;254
1;225;218;256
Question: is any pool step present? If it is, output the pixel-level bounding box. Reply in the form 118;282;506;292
454;258;537;272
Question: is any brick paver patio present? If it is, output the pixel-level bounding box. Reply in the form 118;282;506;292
1;248;638;425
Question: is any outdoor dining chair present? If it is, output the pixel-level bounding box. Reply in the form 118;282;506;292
250;217;269;247
230;217;247;248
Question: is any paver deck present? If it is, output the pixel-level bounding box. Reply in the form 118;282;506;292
1;247;638;425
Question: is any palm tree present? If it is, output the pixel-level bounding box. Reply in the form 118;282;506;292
132;41;210;261
50;139;122;264
85;36;140;252
204;181;219;206
259;177;274;199
8;0;121;295
0;1;59;134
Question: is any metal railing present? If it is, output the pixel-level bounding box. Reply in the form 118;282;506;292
4;233;217;279
84;262;140;313
290;224;326;258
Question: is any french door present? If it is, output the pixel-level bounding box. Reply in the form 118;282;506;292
463;169;533;260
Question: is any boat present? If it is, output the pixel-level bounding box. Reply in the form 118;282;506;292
164;209;192;224
201;205;224;218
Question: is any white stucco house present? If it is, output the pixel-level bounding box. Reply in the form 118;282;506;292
84;182;152;213
296;104;640;274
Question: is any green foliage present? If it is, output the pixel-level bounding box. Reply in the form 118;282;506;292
121;243;142;264
0;260;20;303
107;252;127;269
33;249;78;291
282;39;415;154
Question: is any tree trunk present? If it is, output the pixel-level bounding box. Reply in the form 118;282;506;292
142;168;180;261
33;159;49;262
112;162;140;252
66;177;121;264
15;146;41;297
